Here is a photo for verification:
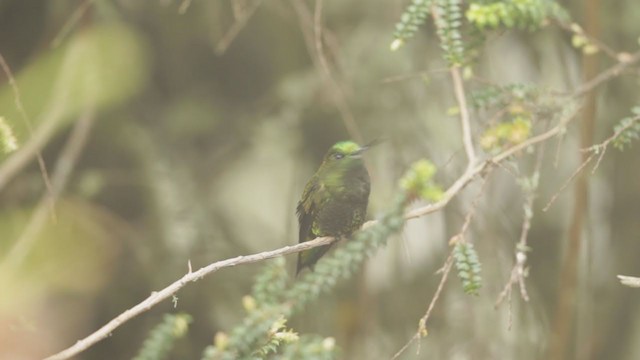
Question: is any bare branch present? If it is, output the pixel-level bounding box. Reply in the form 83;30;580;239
43;235;338;360
450;66;476;166
391;254;455;360
618;275;640;288
555;20;619;60
393;176;490;360
178;0;193;14
583;114;640;173
542;153;595;212
213;0;264;55
571;50;640;98
289;0;364;143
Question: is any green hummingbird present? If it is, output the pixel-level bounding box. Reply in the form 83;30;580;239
296;141;371;275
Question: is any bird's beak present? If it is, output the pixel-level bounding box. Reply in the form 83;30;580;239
353;138;382;157
353;147;367;157
363;138;383;149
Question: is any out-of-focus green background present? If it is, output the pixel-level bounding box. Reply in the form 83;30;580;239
0;1;639;359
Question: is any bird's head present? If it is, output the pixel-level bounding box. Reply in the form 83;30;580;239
324;141;368;161
317;140;371;176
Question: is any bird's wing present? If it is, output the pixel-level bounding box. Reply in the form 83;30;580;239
297;176;325;243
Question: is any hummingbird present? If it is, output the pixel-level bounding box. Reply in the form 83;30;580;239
296;141;371;275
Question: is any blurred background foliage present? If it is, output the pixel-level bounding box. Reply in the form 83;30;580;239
0;0;639;359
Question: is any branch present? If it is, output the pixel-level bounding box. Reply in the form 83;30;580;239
617;275;640;288
393;175;490;359
213;0;264;55
391;254;454;360
289;0;364;144
50;0;95;48
570;50;640;98
583;114;640;173
406;102;579;221
0;53;55;203
450;66;476;166
43;236;338;360
0;108;95;271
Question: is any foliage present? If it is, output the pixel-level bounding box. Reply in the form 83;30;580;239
480;117;532;151
391;0;433;51
470;83;541;110
466;0;567;31
453;242;483;295
434;0;465;65
612;106;640;151
399;159;444;202
569;23;600;55
251;257;289;306
470;83;562;152
0;117;18;154
392;0;566;64
276;335;337;360
133;313;193;360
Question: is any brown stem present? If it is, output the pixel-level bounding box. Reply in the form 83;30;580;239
549;0;600;358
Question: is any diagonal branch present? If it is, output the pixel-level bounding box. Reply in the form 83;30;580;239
570;50;640;98
43;235;338;360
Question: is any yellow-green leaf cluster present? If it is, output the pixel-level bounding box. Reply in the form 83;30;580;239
570;23;599;55
466;0;565;31
0;117;18;154
480;116;532;151
400;159;444;202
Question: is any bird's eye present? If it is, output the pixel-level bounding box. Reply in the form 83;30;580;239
334;153;344;160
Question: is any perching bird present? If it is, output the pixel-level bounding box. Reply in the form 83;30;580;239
296;141;371;275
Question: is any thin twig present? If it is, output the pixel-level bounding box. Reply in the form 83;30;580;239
570;50;640;98
450;66;476;166
50;0;95;48
406;102;581;221
0;53;55;206
313;0;363;143
582;114;640;173
0;38;83;192
178;0;193;14
213;0;264;55
0;108;96;271
495;141;546;308
379;68;449;84
542;153;595;212
555;20;619;60
289;0;363;143
394;176;490;360
391;254;455;360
